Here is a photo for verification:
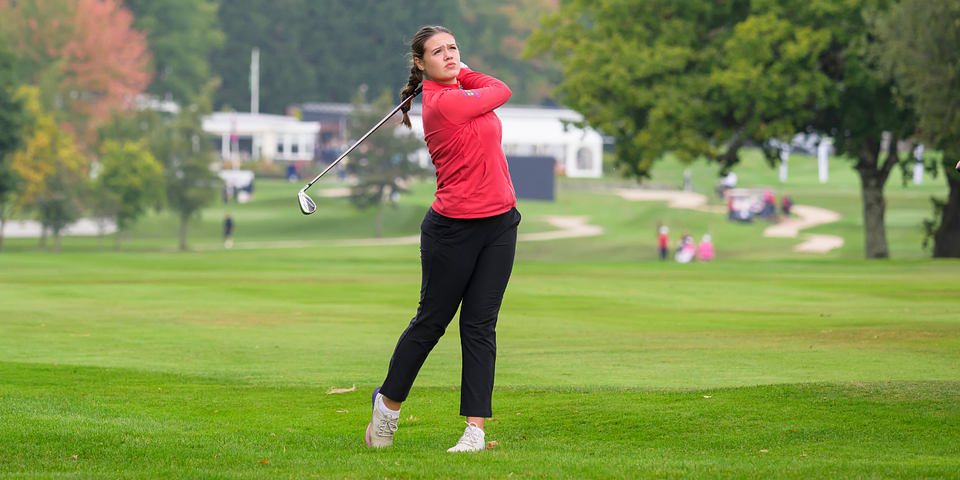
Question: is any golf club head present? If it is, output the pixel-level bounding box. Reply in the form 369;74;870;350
298;188;317;215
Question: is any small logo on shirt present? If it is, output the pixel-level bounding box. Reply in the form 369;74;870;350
462;89;480;98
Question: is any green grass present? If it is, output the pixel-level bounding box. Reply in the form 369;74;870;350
2;149;958;477
2;251;959;478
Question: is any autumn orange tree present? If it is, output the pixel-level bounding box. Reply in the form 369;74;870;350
0;0;152;147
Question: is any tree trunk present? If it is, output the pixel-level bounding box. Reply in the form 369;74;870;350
96;218;106;252
374;185;384;239
179;214;189;251
933;168;960;258
39;225;47;248
855;135;901;260
53;228;61;254
859;171;889;258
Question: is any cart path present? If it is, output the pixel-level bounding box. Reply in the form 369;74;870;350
615;190;844;254
187;215;605;251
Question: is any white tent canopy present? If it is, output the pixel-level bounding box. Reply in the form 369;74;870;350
406;106;604;178
202;112;320;163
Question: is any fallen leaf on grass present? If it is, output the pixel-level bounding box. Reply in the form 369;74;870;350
326;385;356;395
258;459;269;464
759;449;769;453
486;441;498;450
703;396;712;399
406;415;418;422
336;410;349;413
800;454;808;457
789;429;798;433
71;455;78;460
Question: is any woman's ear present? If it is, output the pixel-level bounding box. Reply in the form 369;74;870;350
414;58;424;71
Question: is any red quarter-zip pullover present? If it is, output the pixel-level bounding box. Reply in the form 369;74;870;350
421;67;516;218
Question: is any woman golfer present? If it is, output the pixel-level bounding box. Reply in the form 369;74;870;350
365;25;520;453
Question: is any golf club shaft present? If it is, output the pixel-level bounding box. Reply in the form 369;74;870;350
303;88;422;190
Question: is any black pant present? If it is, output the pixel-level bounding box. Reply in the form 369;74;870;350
380;207;521;418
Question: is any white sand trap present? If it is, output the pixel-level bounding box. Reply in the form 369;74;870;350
763;205;841;238
763;205;844;254
518;215;605;241
190;215;604;251
616;189;726;213
792;234;845;253
317;188;352;197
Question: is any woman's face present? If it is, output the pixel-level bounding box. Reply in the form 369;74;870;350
416;33;460;84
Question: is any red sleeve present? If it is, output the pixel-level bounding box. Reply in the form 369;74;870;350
434;67;512;125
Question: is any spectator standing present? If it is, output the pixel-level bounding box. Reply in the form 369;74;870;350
658;226;670;261
223;213;234;249
781;194;792;217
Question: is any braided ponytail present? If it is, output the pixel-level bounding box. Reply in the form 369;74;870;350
399;64;422;129
399;25;453;129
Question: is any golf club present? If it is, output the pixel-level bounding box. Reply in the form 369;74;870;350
298;85;423;215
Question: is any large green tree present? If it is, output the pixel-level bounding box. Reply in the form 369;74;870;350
526;0;835;174
873;0;960;258
161;83;220;251
96;140;165;250
529;0;913;259
0;35;26;253
346;88;427;238
122;0;224;104
770;0;915;259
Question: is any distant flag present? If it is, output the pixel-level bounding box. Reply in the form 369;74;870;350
818;141;830;184
779;146;790;183
913;145;925;185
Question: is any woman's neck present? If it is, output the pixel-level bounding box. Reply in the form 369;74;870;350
424;72;458;85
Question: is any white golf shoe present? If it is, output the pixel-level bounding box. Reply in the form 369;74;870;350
365;387;399;448
446;422;485;452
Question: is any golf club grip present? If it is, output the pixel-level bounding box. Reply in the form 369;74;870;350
303;86;423;188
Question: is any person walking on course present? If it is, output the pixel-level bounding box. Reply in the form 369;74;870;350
223;213;233;249
365;25;521;453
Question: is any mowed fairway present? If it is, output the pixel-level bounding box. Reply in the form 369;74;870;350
1;250;959;478
2;151;960;478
